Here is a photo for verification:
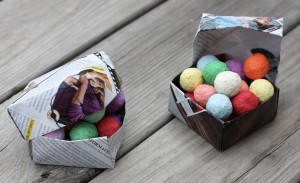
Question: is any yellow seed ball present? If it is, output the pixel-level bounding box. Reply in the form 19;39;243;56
179;68;203;92
250;79;274;103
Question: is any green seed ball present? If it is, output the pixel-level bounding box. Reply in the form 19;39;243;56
69;121;98;141
203;61;229;85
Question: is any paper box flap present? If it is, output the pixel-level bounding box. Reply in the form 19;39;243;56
8;52;121;140
193;13;283;83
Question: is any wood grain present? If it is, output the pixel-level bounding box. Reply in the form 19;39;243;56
0;0;221;182
88;3;300;182
1;0;300;182
234;129;300;183
0;0;166;103
89;23;300;182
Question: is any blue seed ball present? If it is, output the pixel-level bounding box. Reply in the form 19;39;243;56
206;94;232;120
196;55;219;70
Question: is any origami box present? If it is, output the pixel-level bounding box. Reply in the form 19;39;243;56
168;14;283;151
8;52;125;168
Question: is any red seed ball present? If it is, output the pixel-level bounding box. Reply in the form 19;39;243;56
96;115;122;137
232;91;259;116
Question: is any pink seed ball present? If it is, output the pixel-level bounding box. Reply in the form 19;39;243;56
185;92;204;111
226;59;246;80
194;84;217;108
240;80;249;91
44;128;65;140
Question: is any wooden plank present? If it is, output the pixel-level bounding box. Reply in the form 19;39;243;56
0;0;166;103
0;0;222;182
90;24;300;182
234;129;300;183
1;0;300;183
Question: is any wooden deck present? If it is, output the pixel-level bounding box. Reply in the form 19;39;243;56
0;0;299;182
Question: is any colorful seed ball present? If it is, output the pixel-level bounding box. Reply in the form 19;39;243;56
232;91;259;116
226;59;245;80
203;61;229;85
196;55;218;70
97;115;122;137
185;92;204;111
185;92;195;100
244;53;269;80
69;121;98;141
214;71;241;97
240;80;249;91
83;109;105;123
106;90;126;113
250;79;274;103
44;128;65;140
179;68;204;92
194;84;217;108
206;94;233;120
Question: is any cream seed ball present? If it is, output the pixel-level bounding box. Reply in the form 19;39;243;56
250;79;274;103
179;68;204;92
214;71;241;97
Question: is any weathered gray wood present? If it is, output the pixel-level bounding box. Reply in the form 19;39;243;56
0;0;221;182
89;24;300;182
1;0;300;182
234;129;300;183
0;0;165;103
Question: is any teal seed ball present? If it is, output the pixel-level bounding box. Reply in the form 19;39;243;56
69;121;98;141
83;108;106;123
203;61;229;85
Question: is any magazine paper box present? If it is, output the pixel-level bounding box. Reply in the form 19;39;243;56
168;14;283;151
8;52;125;168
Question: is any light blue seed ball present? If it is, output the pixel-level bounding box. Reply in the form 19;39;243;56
196;55;219;70
206;94;232;120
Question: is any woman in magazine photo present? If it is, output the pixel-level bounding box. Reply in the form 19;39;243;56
49;68;112;126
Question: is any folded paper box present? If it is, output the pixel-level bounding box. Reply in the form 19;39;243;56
168;14;283;151
8;52;125;168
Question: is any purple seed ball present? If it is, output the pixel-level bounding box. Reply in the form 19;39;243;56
44;128;65;140
226;59;245;80
106;90;126;113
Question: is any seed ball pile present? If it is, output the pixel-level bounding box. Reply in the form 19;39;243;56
178;52;275;120
43;91;125;141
